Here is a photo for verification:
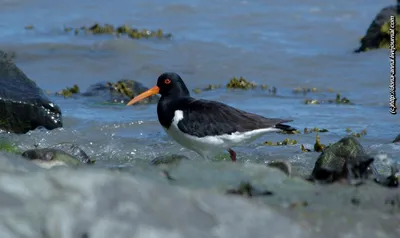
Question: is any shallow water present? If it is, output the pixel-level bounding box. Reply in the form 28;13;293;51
0;0;399;171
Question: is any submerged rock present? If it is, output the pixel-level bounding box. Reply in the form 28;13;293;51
48;142;95;164
0;50;62;133
21;148;83;169
354;3;400;53
310;137;377;183
82;79;159;104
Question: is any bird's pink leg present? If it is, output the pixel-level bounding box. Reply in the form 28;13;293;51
228;148;236;162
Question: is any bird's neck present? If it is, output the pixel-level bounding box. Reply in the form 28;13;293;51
157;96;180;129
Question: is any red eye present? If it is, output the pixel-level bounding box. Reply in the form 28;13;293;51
164;79;171;84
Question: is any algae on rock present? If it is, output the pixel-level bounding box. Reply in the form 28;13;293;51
354;3;400;53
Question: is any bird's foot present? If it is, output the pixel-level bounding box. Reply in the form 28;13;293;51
228;148;236;162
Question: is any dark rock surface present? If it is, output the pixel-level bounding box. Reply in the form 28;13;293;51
0;50;62;133
81;79;159;104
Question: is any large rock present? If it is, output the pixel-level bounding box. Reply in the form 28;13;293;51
81;79;159;104
354;3;400;53
0;50;62;133
310;136;377;182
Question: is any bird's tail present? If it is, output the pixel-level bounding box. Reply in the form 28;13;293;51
275;123;297;132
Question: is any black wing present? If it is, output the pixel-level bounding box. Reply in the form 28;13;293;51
176;98;294;137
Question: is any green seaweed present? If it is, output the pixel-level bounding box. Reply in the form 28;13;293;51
56;84;80;97
304;127;329;134
346;128;368;138
314;134;326;152
192;84;222;94
227;76;257;89
300;144;312;152
0;140;21;154
24;25;34;30
265;138;297;146
64;23;172;40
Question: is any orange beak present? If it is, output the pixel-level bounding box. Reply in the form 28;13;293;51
126;86;160;106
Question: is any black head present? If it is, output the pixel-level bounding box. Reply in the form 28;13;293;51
156;72;190;97
126;72;190;106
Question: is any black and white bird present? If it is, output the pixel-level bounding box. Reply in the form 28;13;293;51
127;72;296;162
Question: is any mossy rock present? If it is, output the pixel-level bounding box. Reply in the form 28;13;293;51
354;4;400;53
21;148;83;168
55;84;80;98
21;143;95;168
310;137;374;182
65;23;172;40
226;77;257;89
82;79;160;104
48;142;95;164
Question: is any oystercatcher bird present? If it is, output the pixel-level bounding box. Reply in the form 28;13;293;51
127;72;296;162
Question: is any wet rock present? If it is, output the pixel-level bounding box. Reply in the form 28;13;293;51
354;4;400;53
21;148;83;169
0;50;62;133
0;166;312;238
310;137;377;183
48;142;95;164
393;134;400;143
82;79;159;104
